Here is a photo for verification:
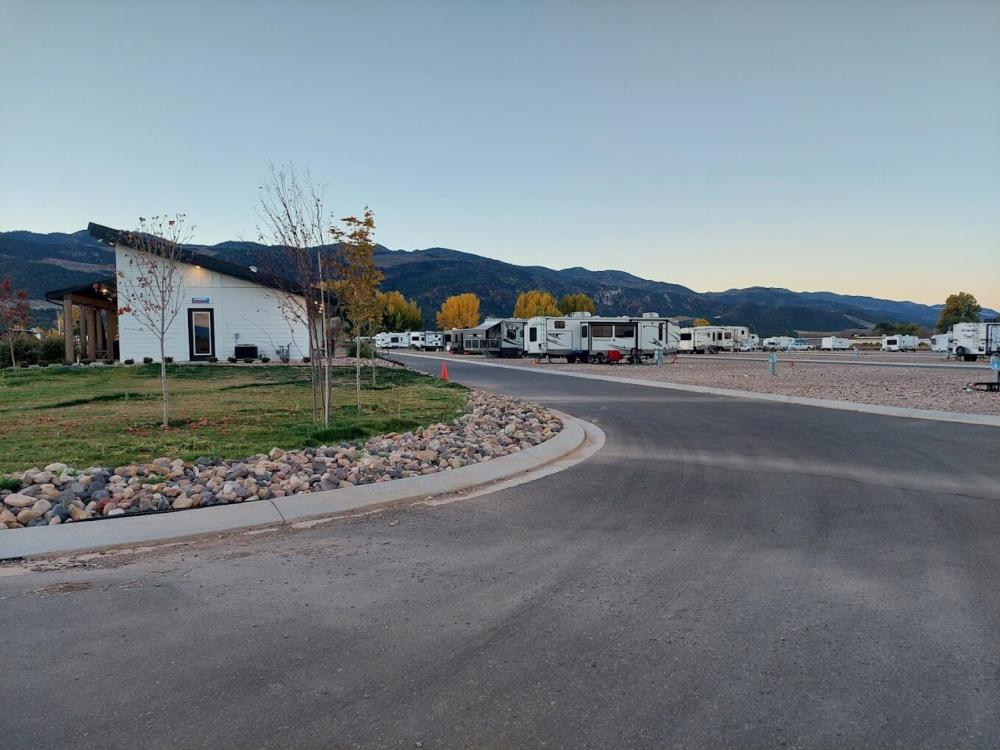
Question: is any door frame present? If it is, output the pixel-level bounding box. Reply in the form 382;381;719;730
187;308;216;361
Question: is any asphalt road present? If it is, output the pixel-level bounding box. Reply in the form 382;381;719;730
3;353;999;749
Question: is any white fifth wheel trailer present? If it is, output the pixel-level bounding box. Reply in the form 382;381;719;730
525;313;678;362
821;336;852;351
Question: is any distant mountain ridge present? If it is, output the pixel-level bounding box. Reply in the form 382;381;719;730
2;228;995;335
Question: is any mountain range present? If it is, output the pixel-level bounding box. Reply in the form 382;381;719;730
3;228;995;336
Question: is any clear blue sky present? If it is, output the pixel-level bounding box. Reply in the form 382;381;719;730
1;0;997;307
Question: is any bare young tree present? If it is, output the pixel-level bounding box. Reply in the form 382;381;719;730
256;163;337;425
115;215;192;428
0;277;32;368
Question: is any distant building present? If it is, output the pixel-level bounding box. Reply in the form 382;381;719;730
45;222;313;363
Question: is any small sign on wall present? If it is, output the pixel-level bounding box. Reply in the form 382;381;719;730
191;297;211;304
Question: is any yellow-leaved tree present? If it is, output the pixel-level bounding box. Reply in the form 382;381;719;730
436;293;480;330
692;318;712;327
513;290;560;319
379;291;422;332
558;292;596;315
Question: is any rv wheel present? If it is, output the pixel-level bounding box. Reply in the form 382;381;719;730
594;353;607;365
955;346;966;358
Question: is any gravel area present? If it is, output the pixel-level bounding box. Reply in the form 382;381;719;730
497;357;1000;415
0;390;561;530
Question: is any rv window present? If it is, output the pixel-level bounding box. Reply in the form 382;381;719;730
658;323;664;338
581;324;588;337
615;324;635;338
591;324;614;338
554;320;566;329
680;332;692;341
529;327;537;342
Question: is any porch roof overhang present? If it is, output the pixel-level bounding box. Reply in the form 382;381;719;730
45;278;117;308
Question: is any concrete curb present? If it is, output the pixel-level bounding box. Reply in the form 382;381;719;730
0;413;597;561
394;352;1000;429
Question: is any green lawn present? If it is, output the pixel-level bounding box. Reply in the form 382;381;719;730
0;364;467;473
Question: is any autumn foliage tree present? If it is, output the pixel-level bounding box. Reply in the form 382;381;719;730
379;291;422;332
330;209;383;408
513;290;560;319
558;292;596;315
692;318;712;327
0;277;32;368
936;292;982;332
436;293;480;330
115;215;192;428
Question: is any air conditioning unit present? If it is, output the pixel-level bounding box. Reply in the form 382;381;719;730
234;344;259;359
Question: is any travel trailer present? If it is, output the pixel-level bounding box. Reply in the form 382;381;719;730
881;334;918;352
821;336;852;351
408;331;425;349
460;319;525;357
678;326;736;353
443;330;466;353
737;333;760;351
374;332;409;349
930;333;951;353
524;312;678;363
422;331;444;350
950;321;1000;361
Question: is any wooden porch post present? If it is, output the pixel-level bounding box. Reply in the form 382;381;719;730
63;298;75;362
107;311;118;360
95;311;106;358
86;307;97;360
79;306;88;362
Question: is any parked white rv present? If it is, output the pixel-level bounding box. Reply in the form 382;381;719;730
422;331;444;350
821;336;852;351
374;332;409;349
737;333;760;351
881;334;918;352
408;331;425;349
525;312;678;362
678;326;736;353
930;333;951;353
950;321;1000;361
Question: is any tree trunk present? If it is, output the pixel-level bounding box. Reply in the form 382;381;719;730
370;321;377;388
355;338;361;410
9;337;15;368
159;338;168;429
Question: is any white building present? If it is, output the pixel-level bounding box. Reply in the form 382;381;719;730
47;222;312;363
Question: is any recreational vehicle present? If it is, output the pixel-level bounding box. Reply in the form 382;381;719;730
443;330;466;353
930;333;951;353
950;321;1000;361
821;336;852;351
678;326;736;354
459;319;524;357
737;333;760;351
786;339;815;351
408;331;425;349
422;331;444;350
525;312;678;363
374;332;409;349
881;334;918;352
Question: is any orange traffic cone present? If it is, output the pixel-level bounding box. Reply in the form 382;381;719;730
440;361;449;381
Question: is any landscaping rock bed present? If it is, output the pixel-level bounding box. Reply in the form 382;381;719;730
0;391;561;530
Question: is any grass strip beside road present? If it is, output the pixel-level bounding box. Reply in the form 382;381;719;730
0;364;466;473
